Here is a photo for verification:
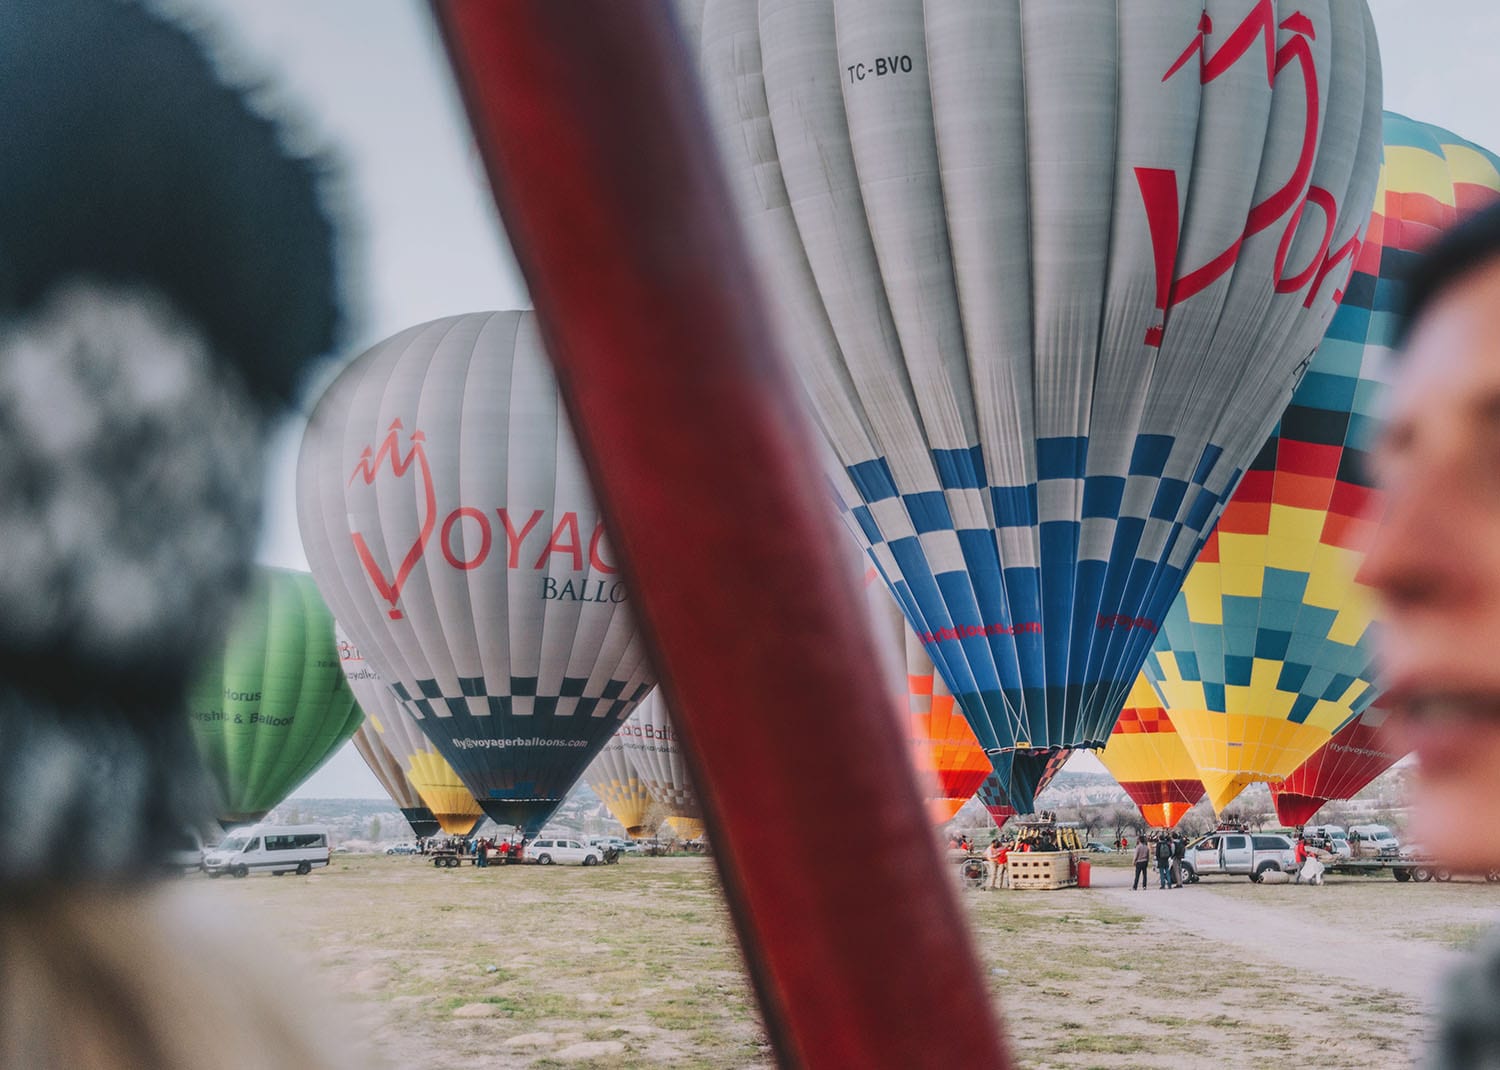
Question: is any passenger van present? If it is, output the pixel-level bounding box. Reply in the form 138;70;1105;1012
1347;824;1400;859
204;824;331;878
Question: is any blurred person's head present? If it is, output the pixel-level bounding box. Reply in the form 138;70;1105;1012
0;1;363;1067
1361;201;1500;868
0;0;341;885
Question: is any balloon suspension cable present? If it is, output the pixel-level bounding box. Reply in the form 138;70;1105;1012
429;3;1011;1067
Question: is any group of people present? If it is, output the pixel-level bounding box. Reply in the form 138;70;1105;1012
417;835;525;866
1132;832;1188;890
982;839;1010;890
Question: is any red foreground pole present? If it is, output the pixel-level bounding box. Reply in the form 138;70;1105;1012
430;5;1010;1067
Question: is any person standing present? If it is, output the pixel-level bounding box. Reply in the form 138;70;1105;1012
983;839;1007;891
1170;833;1186;888
1132;837;1151;890
1155;835;1172;889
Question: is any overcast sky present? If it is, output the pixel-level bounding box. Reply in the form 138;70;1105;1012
175;1;1500;796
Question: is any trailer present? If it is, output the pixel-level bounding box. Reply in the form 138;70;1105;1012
1319;850;1500;883
1388;857;1500;883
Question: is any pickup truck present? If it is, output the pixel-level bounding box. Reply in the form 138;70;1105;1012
1179;832;1298;883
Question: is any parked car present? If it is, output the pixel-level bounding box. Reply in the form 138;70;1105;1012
1086;841;1112;853
385;842;420;855
1179;832;1298;883
587;836;631;852
524;837;604;866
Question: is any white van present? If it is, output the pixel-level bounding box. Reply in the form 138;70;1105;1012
204;824;331;878
1347;824;1400;859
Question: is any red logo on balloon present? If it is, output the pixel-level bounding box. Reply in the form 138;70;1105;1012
347;419;436;620
1135;4;1360;347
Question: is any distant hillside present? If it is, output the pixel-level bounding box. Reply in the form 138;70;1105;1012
262;782;634;845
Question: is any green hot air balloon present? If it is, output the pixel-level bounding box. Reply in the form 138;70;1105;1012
187;568;363;824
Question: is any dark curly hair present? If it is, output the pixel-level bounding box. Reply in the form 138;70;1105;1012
0;0;341;405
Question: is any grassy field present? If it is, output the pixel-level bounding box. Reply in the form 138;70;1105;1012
181;853;1500;1068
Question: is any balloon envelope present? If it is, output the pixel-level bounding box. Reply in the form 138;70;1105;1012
584;732;654;838
1270;702;1404;826
622;692;701;823
186;568;363;824
1097;676;1204;829
1147;112;1500;812
298;312;656;835
695;0;1383;810
349;723;441;840
905;631;993;824
337;627;484;837
976;751;1069;831
861;562;993;822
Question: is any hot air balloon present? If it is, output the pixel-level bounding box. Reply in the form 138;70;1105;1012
860;561;994;822
906;633;994;824
297;311;655;835
349;725;439;840
976;751;1070;831
1147;113;1500;813
1269;702;1404;826
1097;676;1205;828
692;0;1384;810
186;568;363;825
337;628;485;838
621;692;702;833
584;732;655;838
975;773;1016;830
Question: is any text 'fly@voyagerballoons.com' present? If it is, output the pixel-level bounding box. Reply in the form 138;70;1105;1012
450;738;591;750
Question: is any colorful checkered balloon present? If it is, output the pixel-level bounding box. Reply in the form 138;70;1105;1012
1147;113;1500;813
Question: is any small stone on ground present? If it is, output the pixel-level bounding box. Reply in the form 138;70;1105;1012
554;1040;627;1061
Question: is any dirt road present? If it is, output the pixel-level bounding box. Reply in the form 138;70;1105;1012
1091;862;1466;1003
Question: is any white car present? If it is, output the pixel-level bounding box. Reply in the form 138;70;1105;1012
524;838;604;866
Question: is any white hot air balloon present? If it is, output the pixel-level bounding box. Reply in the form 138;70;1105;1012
299;312;656;834
583;731;655;838
689;0;1383;809
337;626;485;838
621;692;701;827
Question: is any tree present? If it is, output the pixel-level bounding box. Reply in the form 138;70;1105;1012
1175;799;1217;838
368;816;382;841
1076;804;1107;841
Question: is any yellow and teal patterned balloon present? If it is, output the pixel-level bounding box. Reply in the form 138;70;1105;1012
1147;113;1500;813
187;568;363;824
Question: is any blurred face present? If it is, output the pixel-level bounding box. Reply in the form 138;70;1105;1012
1361;259;1500;868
